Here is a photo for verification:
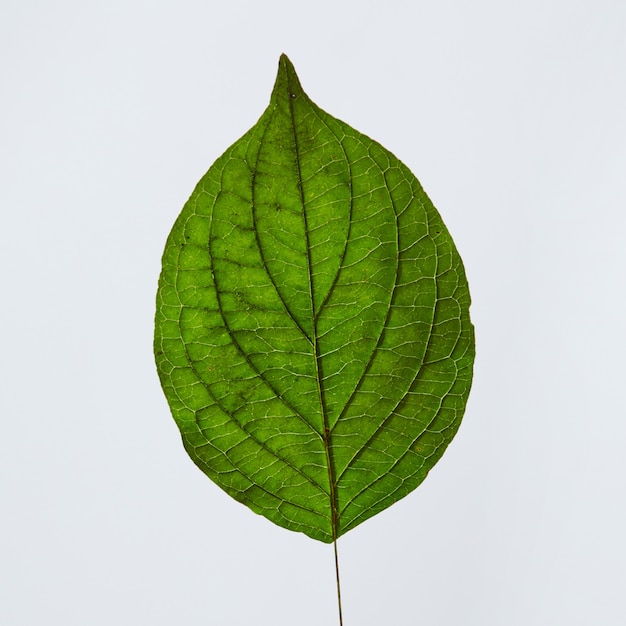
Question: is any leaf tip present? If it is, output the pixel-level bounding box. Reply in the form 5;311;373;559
272;53;305;103
278;52;293;67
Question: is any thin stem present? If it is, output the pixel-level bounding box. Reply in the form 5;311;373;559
333;537;344;626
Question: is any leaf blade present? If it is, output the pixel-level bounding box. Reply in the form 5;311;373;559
155;54;474;543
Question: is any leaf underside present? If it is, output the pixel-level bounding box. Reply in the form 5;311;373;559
155;55;474;543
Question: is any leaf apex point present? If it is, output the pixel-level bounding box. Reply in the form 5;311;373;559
278;53;296;75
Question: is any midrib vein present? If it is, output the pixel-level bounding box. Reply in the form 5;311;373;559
287;87;338;541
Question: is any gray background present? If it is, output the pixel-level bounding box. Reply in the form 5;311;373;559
2;1;625;624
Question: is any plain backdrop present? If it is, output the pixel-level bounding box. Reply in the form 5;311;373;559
2;1;625;624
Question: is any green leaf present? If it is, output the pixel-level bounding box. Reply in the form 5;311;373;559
154;54;474;543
